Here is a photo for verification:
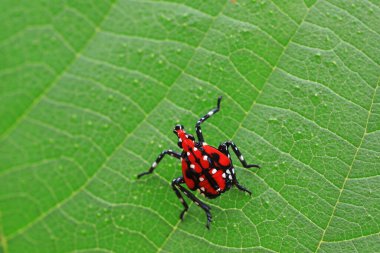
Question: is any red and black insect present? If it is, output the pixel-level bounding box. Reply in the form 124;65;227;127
137;96;260;229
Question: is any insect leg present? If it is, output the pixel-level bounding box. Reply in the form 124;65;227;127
171;177;189;220
233;176;252;195
195;96;222;143
218;142;230;157
175;183;212;229
137;150;181;178
219;142;257;195
222;141;260;169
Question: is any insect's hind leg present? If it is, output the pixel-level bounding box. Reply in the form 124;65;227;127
137;150;181;178
171;177;189;220
173;181;213;229
195;96;222;143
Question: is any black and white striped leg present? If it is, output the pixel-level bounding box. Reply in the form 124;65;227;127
195;96;222;143
172;179;213;229
137;150;181;178
171;177;189;220
221;141;260;169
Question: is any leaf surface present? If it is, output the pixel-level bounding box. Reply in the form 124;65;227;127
0;0;379;252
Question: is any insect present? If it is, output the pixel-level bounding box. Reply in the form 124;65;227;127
137;96;260;229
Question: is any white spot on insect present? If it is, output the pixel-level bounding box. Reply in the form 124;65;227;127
193;147;198;151
228;154;230;158
199;177;204;182
185;135;189;138
187;152;190;156
232;168;235;174
180;198;184;203
222;173;226;178
195;202;200;206
208;111;213;116
203;155;208;161
199;129;202;133
240;155;244;160
212;169;217;174
228;175;233;180
226;169;231;174
180;158;183;161
152;162;157;168
190;164;195;169
178;138;182;142
200;187;205;192
203;142;208;146
168;149;172;152
216;188;221;192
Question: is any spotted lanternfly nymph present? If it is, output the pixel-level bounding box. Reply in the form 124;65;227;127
137;96;260;229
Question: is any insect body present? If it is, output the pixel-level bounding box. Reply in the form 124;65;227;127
137;96;260;228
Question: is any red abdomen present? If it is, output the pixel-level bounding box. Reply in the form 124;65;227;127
181;144;233;198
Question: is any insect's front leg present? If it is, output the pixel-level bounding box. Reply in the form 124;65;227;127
195;96;222;143
220;141;260;169
137;150;181;178
219;142;256;195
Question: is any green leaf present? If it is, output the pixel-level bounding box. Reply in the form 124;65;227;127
1;0;379;252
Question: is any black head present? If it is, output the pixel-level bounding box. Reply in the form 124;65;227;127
173;124;184;134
